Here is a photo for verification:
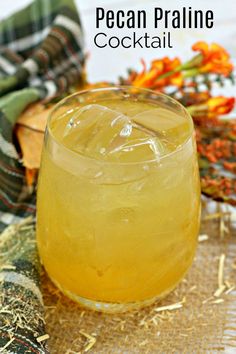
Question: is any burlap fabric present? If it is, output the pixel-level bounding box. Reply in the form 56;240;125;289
43;210;236;353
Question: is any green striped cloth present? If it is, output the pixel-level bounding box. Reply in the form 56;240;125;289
0;0;85;352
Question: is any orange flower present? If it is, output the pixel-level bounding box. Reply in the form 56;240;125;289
192;42;233;76
132;57;183;89
188;96;235;119
207;96;235;115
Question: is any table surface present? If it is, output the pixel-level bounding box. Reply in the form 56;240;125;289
1;0;236;86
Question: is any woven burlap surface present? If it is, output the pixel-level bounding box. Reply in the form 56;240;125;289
42;214;236;353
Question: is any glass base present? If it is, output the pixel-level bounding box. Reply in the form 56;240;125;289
51;277;160;313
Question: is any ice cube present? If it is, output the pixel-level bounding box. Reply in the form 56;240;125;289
103;107;182;162
60;104;171;163
132;108;189;147
61;104;132;155
106;136;165;162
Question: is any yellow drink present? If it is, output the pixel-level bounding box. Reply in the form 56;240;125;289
37;87;200;312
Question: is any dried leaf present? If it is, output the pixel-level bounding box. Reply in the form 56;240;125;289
16;125;44;169
17;103;50;131
15;103;54;169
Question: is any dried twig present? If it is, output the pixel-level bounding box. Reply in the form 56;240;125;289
36;334;50;343
198;234;209;242
218;254;226;289
154;299;184;313
79;330;96;352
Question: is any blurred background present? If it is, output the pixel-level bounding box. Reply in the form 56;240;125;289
1;0;236;83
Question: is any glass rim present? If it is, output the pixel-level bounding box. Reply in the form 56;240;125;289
47;85;194;166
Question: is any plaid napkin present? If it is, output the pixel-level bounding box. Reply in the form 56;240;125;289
0;0;85;352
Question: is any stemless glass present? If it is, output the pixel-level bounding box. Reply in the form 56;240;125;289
37;87;201;313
